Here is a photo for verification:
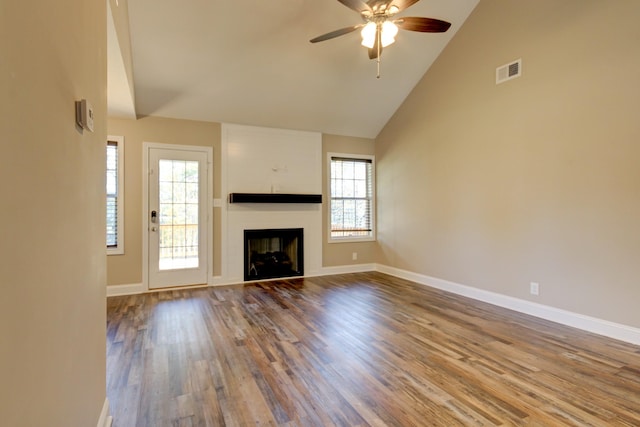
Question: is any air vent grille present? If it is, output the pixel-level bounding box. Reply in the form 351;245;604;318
496;59;522;84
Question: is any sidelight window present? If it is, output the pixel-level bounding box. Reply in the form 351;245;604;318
107;136;124;255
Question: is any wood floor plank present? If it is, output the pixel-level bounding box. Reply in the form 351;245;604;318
107;272;640;426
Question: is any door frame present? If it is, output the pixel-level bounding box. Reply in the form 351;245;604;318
142;142;213;291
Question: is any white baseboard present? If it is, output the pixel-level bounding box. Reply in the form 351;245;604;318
375;263;640;346
107;283;145;297
97;398;113;427
104;265;640;346
107;268;378;294
320;263;377;276
208;275;226;286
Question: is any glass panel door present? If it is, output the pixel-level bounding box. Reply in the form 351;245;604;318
148;147;208;289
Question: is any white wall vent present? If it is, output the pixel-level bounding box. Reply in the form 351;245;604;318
496;59;522;84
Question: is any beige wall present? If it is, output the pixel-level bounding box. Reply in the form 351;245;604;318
376;0;640;328
322;134;377;267
107;120;374;286
107;116;222;286
0;0;107;425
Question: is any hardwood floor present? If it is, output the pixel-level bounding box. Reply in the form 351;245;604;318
106;272;640;426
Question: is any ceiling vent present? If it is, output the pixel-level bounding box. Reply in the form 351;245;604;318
496;59;522;84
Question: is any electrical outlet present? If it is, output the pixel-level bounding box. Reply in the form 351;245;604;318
352;252;358;261
530;282;539;296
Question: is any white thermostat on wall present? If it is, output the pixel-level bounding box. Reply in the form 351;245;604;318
75;99;94;132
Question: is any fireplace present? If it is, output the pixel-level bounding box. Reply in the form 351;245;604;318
244;228;303;281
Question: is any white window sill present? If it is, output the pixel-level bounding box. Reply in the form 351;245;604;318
328;237;376;244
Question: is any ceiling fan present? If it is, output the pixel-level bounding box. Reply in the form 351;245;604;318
310;0;451;77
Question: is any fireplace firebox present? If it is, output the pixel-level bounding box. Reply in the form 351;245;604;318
244;228;303;281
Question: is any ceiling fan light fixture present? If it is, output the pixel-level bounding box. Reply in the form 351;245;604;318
361;21;398;49
381;21;398;47
310;0;452;76
360;22;376;48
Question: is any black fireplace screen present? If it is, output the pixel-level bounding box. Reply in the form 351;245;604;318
244;228;303;281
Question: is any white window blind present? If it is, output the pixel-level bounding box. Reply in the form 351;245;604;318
330;155;375;240
107;137;124;254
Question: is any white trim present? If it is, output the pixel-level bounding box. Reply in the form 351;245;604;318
142;143;149;291
107;135;125;256
97;398;113;427
327;237;376;243
375;264;640;346
106;267;365;289
320;263;377;276
220;125;229;282
206;155;214;289
107;283;145;297
209;275;226;286
142;142;213;291
140;283;212;293
103;259;640;346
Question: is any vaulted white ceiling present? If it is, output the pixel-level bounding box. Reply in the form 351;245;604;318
107;0;479;138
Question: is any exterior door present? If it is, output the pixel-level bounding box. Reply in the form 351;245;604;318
147;146;209;289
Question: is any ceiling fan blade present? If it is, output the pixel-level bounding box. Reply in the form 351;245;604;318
395;17;451;33
338;0;372;14
310;25;363;43
387;0;420;13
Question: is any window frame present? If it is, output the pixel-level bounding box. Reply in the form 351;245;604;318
327;152;376;243
107;135;125;255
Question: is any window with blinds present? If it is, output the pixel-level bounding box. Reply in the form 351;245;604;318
329;154;375;241
107;136;124;254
